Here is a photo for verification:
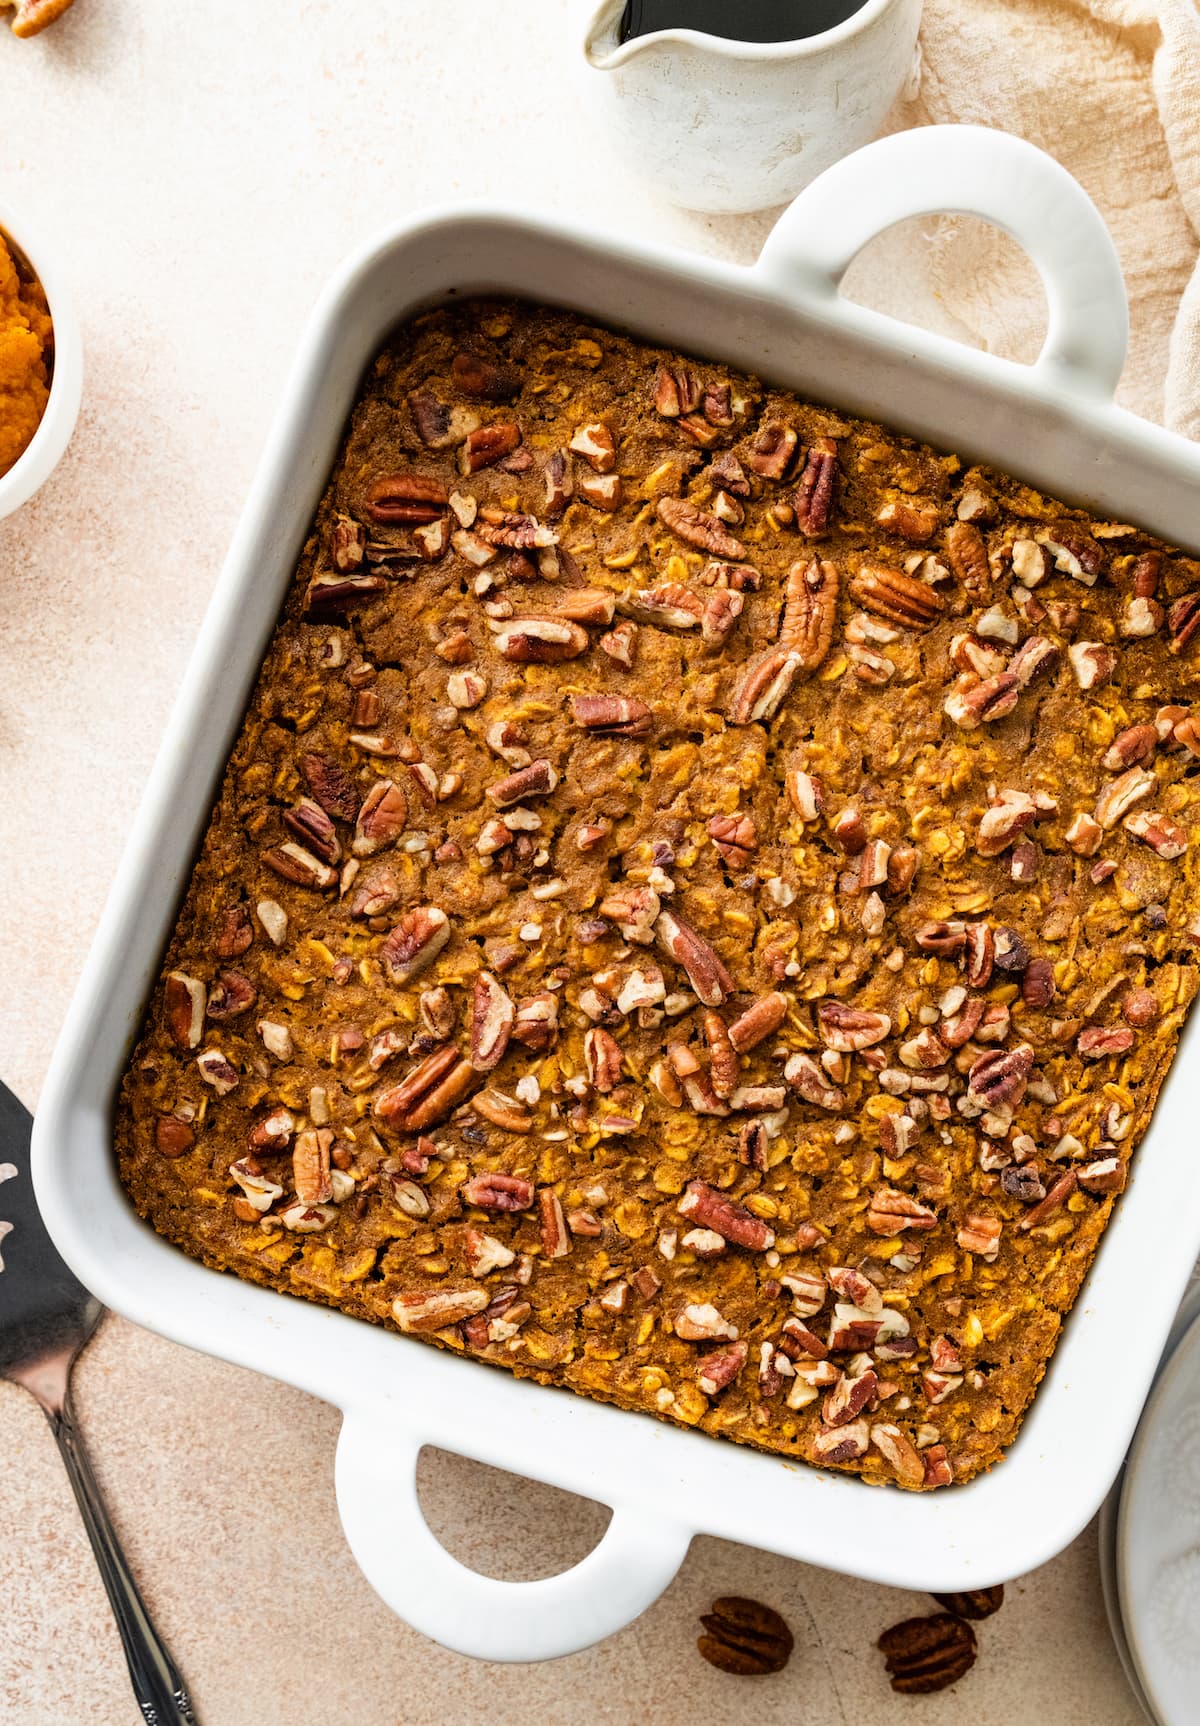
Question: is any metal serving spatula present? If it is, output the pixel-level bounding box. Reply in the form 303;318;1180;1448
0;1079;198;1724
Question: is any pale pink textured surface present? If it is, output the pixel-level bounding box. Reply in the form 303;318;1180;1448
2;0;1192;1718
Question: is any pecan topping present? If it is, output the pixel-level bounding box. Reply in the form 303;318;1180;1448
302;752;360;823
283;797;340;865
1125;808;1188;858
487;758;558;806
263;843;338;890
1103;722;1157;771
599;884;660;945
727;647;801;725
1067;640;1117;690
655;910;734;1007
728;991;787;1053
1077;1025;1134;1060
850;562;943;630
491;616;589;663
1168;592;1200;654
1094;766;1154;829
353;780;410;859
475;508;557;550
408;390;480;450
866;1187;938;1233
697;1596;794;1677
364;471;448;525
164;972;205;1050
656;495;745;559
878;1614;977;1694
944;520;990;596
793;438;838;536
569;421;616;472
876;498;939;542
811;1419;870;1463
393;1287;489;1333
818;1001;891;1051
675;1301;738;1341
678;1180;774;1251
205;970;256;1021
1036;526;1104;584
304;572;388;616
943;672;1019;729
653;364;701;418
196;1049;239;1095
293;1128;333;1205
537;1188;570;1259
470;972;515;1072
461;1172;534;1212
584;1027;624;1092
871;1423;926;1488
745;419;797;480
708;813;757;866
778;555;838;672
696;1341;749;1397
976;789;1037;857
380;906;450;983
965;1043;1033;1111
451;350;520;401
571;693;653;736
553;589;616;626
460;423;522;474
374;1045;475;1131
784;1052;845;1111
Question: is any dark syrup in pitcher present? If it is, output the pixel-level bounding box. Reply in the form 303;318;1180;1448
619;0;870;44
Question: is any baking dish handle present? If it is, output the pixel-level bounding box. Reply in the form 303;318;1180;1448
334;1414;691;1661
755;124;1128;403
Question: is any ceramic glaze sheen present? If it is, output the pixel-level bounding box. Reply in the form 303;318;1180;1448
583;0;923;213
33;128;1200;1665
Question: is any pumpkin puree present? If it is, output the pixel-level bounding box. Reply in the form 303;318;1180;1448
0;231;52;478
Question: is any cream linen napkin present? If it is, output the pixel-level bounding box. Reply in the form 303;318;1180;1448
879;0;1200;436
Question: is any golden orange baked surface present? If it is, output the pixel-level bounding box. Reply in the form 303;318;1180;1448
115;299;1200;1490
0;230;51;479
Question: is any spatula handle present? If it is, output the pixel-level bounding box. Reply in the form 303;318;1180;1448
48;1391;198;1725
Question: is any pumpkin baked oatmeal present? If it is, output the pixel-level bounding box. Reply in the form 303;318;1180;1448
116;299;1200;1490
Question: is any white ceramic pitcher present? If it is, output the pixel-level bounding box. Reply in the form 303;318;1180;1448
582;0;923;214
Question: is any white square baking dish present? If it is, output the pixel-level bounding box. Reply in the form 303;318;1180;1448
33;125;1200;1662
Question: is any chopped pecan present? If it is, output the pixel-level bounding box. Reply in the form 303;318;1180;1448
569;421;616;472
470;972;515;1072
472;1090;533;1133
205;970;256;1021
728;991;787;1053
1009;634;1060;687
511;992;559;1050
976;789;1037;858
943;672;1020;729
656;495;745;559
697;1341;749;1398
1036;526;1104;585
293;1128;333;1205
965;1043;1033;1111
283;798;340;866
850;563;943;630
584;1027;624;1092
164;972;206;1049
599;884;660;945
818;1001;891;1051
487;759;558;807
745;420;798;480
1125;808;1188;858
1077;1025;1134;1060
1094;766;1154;830
871;1423;925;1489
491;616;589;663
538;1188;571;1258
461;1172;534;1212
876;498;939;542
678;1180;774;1251
727;648;802;725
380;905;450;983
302;752;361;823
374;1045;476;1131
653;364;701;418
304;571;388;616
460;423;522;474
793;438;838;536
408;389;480;450
1067;640;1117;690
1168;592;1200;654
263;843;338;890
196;1049;239;1095
784;1051;845;1111
957;1212;1002;1260
866;1187;938;1234
823;1364;879;1426
655;910;733;1007
393;1287;489;1333
708;813;757;866
675;1302;738;1341
702;1011;740;1100
810;1419;869;1464
1019;1168;1077;1230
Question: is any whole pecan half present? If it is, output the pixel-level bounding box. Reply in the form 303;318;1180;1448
878;1614;977;1693
965;1043;1034;1111
656;495;745;560
944;520;990;596
364;471;448;525
697;1596;794;1676
850;562;943;629
778;555;838;672
793;438;838;536
932;1585;1004;1620
728;991;787;1053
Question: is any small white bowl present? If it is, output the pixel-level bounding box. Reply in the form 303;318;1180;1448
0;198;82;522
